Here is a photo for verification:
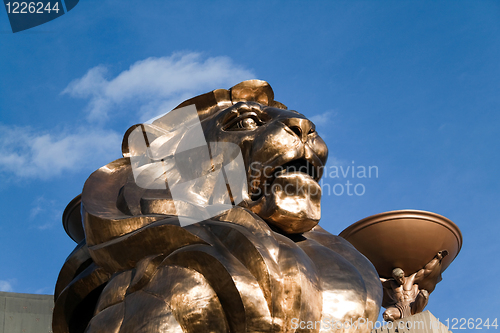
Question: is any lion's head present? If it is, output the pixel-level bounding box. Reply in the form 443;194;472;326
203;100;328;233
122;80;328;234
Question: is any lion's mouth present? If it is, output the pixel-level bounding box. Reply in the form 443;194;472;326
250;158;322;200
274;159;320;180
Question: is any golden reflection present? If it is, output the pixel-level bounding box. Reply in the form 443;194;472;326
54;80;382;333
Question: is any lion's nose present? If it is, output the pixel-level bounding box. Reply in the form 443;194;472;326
281;118;315;143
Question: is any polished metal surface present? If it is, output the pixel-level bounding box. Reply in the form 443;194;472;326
339;210;462;322
339;210;462;279
54;80;384;333
62;194;84;243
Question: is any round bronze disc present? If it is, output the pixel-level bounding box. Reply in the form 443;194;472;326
62;194;84;243
339;209;462;278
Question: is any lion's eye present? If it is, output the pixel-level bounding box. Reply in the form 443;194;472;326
236;117;258;130
224;112;263;131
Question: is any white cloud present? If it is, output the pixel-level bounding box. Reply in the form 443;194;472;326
0;53;253;181
34;287;51;294
0;124;121;179
63;52;255;122
30;196;61;230
0;280;14;292
310;111;337;126
310;111;338;139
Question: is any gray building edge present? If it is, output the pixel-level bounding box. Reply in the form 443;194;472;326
0;291;53;333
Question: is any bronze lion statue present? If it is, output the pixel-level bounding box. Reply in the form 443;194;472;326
53;80;382;333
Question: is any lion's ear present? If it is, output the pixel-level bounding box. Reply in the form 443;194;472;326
230;80;287;109
230;80;274;105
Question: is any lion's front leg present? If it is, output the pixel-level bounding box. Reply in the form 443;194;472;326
86;265;229;333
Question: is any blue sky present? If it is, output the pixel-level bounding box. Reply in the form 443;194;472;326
1;0;499;326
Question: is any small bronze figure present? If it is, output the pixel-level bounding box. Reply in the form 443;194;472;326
381;250;449;322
